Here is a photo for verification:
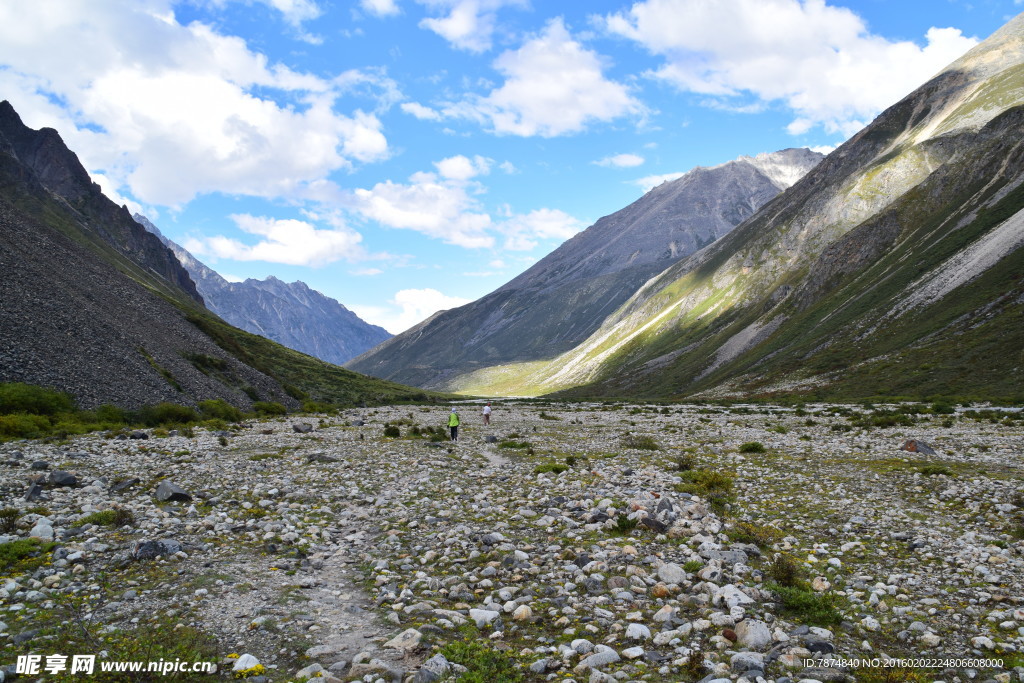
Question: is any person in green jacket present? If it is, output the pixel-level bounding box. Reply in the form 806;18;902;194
448;408;460;442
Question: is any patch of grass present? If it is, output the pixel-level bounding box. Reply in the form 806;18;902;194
674;469;735;501
534;462;568;475
0;538;56;576
498;440;531;449
767;582;842;626
738;441;766;453
918;465;953;476
621;434;660;450
852;667;934;683
683;559;703;573
439;639;524;683
610;515;640;536
252;401;287;417
249;453;283;461
729;521;784;548
79;509;135;528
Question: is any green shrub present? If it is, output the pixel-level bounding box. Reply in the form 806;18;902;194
383;425;401;438
766;553;806;588
139;403;199;426
683;559;703;573
0;413;51;438
252;401;287;417
0;538;56;574
0;382;74;415
538;411;561;420
534;462;567;475
930;402;955;414
80;509;135;528
730;521;784;548
439;639;523;683
301;400;336;414
198;399;243;422
738;441;766;453
768;582;842;625
0;508;20;533
498;440;531;449
94;404;131;423
675;469;734;497
621;434;660;450
672;453;698;471
611;515;639;536
918;465;953;476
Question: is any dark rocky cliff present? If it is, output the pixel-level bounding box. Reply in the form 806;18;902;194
0;101;202;304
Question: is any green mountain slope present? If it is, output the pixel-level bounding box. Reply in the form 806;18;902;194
473;13;1024;402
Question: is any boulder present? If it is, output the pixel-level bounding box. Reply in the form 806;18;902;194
900;439;936;455
735;619;772;650
48;471;77;487
155;481;192;502
293;423;314;434
132;539;182;560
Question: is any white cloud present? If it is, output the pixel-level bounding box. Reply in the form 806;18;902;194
632;171;687;193
595;153;645;168
498;161;518;174
348;170;494;248
416;0;526;52
360;0;401;17
184;214;367;267
351;267;384;275
0;2;394;207
353;288;472;334
401;101;442;120
498;208;583;251
601;0;978;136
434;154;492;180
444;18;644;137
809;144;837;155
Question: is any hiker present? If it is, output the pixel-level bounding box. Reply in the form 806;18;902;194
482;402;492;426
448;407;460;441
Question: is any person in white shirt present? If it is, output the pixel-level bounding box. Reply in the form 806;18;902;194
482;402;492;426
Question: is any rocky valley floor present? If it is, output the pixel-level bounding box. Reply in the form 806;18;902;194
0;402;1022;683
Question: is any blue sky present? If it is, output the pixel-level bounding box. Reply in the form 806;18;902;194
1;0;1019;333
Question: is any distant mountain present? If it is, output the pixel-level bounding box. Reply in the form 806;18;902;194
0;100;439;408
135;215;390;366
492;13;1024;401
347;148;823;390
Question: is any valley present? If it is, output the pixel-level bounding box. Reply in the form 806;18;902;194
1;402;1021;682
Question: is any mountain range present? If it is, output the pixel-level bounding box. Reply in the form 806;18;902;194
347;148;823;388
353;13;1024;401
135;215;391;367
0;100;435;409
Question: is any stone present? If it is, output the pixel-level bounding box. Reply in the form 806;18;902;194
731;652;765;673
295;663;324;679
128;430;149;440
657;562;687;585
29;523;54;541
384;628;423;651
621;646;645;659
155;481;192;502
30;461;49;470
484;436;498;443
512;605;533;621
900;439;936;455
48;470;77;487
232;654;260;672
811;576;831;592
132;539;182;560
625;623;651;640
293;423;314;433
574;646;620;672
415;654;450;683
110;478;140;493
735;619;772;649
469;609;500;628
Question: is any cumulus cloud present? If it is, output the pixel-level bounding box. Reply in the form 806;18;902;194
401;101;442;120
0;2;394;207
360;0;401;17
416;0;526;52
347;170;495;248
184;214;367;267
601;0;978;136
444;18;644;136
352;288;472;334
498;208;583;251
434;154;492;180
595;153;645;168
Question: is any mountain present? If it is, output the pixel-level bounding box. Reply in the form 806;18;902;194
0;100;439;408
347;148;823;390
135;215;391;366
484;13;1024;401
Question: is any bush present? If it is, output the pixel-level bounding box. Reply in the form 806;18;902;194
0;508;20;533
383;425;401;438
0;538;55;573
683;559;703;573
198;399;243;422
766;553;806;588
738;441;766;453
621;434;660;450
918;465;953;477
252;401;287;417
730;521;784;548
80;509;135;528
301;400;336;414
139;403;199;427
498;440;531;449
0;382;74;416
534;462;567;475
0;413;51;438
94;404;131;423
439;639;523;683
768;582;842;625
672;453;698;471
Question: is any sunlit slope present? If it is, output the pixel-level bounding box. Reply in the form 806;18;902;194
459;14;1024;401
